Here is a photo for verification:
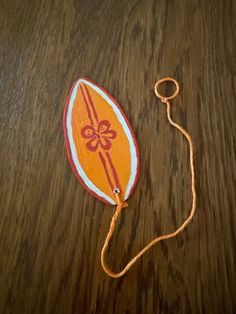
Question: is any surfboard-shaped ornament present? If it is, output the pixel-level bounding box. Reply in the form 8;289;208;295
63;78;140;205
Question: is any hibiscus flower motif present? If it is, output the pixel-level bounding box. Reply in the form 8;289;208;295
81;120;117;152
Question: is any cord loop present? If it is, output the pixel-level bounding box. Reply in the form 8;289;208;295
101;78;196;278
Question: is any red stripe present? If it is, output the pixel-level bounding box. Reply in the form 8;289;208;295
98;152;114;192
82;77;140;199
63;79;110;204
84;84;99;123
80;85;94;126
105;152;121;190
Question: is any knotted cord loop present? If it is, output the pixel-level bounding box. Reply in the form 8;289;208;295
114;191;128;208
100;78;196;278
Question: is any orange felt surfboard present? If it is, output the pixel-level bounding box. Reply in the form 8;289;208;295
63;78;140;205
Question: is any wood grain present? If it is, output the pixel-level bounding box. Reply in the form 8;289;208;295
0;0;235;313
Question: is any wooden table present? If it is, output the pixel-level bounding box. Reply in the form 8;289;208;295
0;0;235;313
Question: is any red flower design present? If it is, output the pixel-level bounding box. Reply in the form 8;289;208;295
81;120;117;152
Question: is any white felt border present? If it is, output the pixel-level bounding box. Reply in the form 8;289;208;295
66;79;138;204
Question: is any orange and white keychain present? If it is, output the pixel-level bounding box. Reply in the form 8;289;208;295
63;77;196;278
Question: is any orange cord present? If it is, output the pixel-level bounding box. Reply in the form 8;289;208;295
101;78;196;278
